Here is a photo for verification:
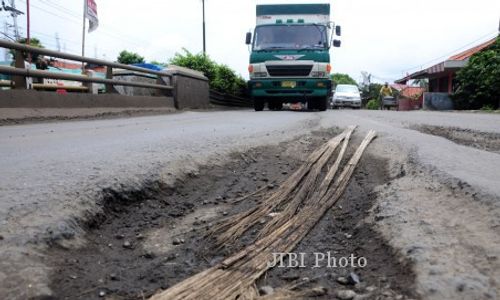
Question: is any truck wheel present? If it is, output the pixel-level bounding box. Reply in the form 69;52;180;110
254;98;265;111
318;97;328;111
307;99;316;110
271;100;283;111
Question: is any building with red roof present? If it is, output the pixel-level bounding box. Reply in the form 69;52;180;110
396;37;496;94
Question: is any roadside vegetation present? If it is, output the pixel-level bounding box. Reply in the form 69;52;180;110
330;73;357;87
115;49;246;97
10;37;45;66
117;50;145;65
169;49;246;97
452;36;499;110
366;99;379;110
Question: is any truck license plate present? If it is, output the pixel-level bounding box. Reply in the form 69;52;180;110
281;81;296;88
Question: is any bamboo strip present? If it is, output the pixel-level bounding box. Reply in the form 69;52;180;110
150;129;377;300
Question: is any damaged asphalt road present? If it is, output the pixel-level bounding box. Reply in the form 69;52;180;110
1;109;500;299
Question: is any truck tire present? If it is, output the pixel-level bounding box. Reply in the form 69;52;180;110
307;99;316;110
254;98;265;111
318;97;328;111
308;97;327;111
270;100;283;111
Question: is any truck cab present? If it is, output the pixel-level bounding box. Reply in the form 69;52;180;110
246;4;341;111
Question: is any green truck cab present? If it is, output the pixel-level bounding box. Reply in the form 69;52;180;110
246;4;341;111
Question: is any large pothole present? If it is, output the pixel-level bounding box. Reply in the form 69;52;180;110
412;125;500;153
46;129;418;299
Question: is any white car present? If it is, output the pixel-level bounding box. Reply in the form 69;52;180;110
331;84;362;109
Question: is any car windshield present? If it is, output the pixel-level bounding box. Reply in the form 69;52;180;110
336;85;359;93
254;24;328;51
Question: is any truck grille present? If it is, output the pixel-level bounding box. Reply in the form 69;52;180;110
266;65;313;77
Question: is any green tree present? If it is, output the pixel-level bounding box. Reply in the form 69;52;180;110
330;73;357;87
10;37;44;62
169;49;246;96
150;60;167;67
169;48;217;82
361;83;383;101
452;36;500;109
117;50;145;64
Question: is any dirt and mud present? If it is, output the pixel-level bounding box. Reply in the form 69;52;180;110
45;129;418;300
412;125;500;153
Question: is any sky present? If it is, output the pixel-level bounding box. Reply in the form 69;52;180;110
1;0;499;83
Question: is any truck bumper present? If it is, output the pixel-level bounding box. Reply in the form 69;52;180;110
249;79;331;100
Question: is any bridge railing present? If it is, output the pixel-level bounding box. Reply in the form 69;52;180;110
0;39;173;95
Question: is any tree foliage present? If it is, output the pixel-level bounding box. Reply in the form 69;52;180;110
169;49;246;97
10;37;44;63
366;99;379;110
330;73;357;87
117;50;145;64
149;60;167;67
452;36;500;109
361;83;383;100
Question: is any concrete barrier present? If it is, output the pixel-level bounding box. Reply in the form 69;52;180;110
0;65;209;123
112;71;171;97
167;65;210;109
0;89;174;108
106;65;209;110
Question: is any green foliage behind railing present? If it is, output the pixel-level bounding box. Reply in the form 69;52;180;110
170;49;246;97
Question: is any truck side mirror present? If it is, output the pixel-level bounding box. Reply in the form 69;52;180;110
335;26;341;36
333;40;341;47
245;32;252;45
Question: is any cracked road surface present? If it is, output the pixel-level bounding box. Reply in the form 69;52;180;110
1;109;500;299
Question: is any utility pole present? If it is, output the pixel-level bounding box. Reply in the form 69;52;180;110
9;0;21;40
55;32;61;52
81;0;86;71
26;0;30;45
202;0;206;55
3;22;10;60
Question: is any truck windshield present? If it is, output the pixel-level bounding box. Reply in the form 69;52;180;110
254;24;328;51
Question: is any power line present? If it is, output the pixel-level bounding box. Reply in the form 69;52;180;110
17;24;79;44
0;30;16;41
6;1;180;61
402;30;498;74
37;0;149;45
19;0;151;48
38;0;80;18
14;23;123;58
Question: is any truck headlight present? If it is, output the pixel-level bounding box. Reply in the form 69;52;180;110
253;72;268;78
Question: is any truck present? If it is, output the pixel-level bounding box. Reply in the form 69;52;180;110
245;3;341;111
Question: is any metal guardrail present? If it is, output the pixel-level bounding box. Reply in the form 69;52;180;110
0;39;173;94
209;90;252;107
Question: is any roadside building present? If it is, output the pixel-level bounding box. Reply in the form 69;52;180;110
389;84;425;111
395;37;496;110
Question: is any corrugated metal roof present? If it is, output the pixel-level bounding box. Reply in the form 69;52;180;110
396;37;497;83
448;37;496;61
400;87;425;98
390;83;407;91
